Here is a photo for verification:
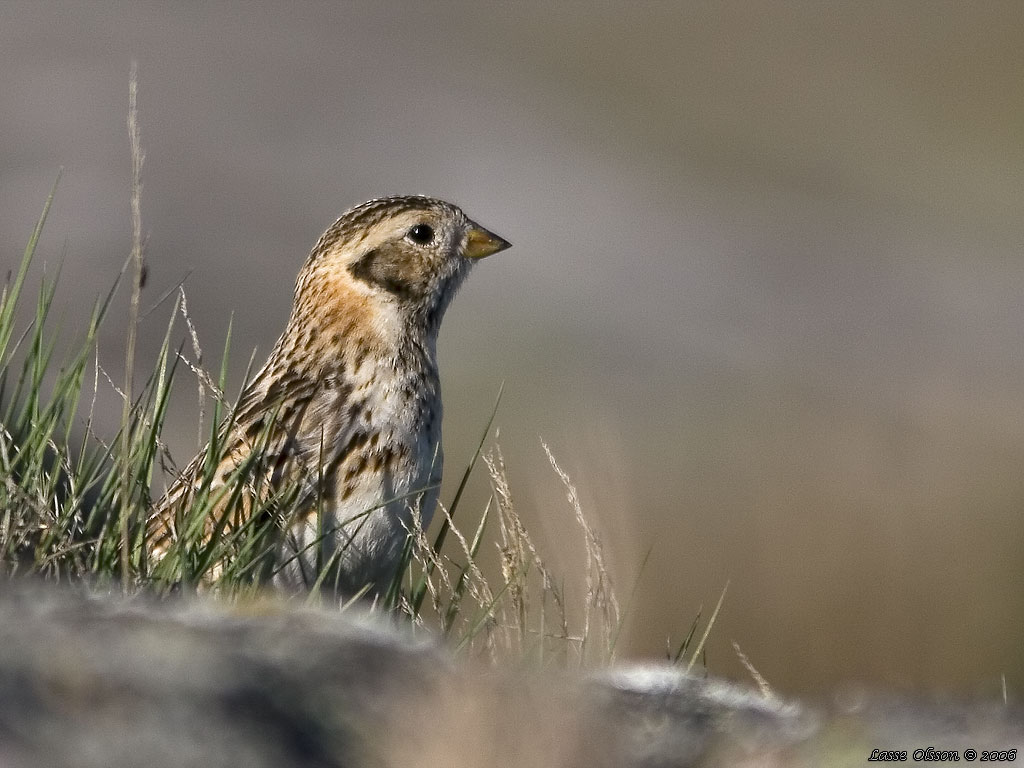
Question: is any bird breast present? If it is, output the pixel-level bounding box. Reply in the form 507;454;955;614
325;347;443;524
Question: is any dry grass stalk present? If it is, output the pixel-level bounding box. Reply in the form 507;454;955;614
541;441;620;664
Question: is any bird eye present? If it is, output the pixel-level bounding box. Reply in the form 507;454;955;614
407;224;435;245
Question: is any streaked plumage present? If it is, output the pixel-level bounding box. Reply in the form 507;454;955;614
148;196;510;596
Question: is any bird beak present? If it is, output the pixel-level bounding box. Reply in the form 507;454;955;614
464;224;512;259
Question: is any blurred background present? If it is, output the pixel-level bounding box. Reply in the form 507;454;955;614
2;2;1022;696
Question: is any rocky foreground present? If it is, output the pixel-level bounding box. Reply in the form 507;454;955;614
0;584;1019;767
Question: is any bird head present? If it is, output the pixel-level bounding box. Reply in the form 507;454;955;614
294;196;510;340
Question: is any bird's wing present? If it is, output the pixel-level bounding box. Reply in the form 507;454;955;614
145;364;332;560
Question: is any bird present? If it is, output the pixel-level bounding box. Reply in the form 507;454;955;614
147;195;510;598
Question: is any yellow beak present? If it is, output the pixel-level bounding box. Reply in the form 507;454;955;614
464;223;512;259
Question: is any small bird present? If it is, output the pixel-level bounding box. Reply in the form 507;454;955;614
148;196;510;597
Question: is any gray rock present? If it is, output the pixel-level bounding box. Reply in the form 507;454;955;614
0;583;1018;767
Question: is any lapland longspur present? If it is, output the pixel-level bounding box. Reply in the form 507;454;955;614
149;196;510;597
